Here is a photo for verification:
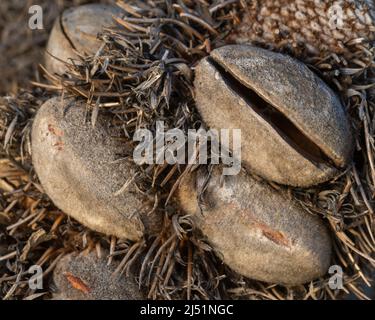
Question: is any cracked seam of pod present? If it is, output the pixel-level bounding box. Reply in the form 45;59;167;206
194;44;353;187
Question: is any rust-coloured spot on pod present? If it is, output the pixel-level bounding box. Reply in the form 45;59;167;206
64;272;91;294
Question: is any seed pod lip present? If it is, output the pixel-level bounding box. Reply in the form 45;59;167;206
209;44;353;168
45;4;121;75
60;4;120;54
59;12;76;52
206;56;336;168
196;57;338;186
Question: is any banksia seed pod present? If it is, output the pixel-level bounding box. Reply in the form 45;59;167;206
178;166;332;285
52;251;143;300
229;0;375;57
31;97;162;241
45;4;121;75
194;45;353;187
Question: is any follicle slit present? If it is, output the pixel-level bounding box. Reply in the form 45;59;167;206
207;57;334;167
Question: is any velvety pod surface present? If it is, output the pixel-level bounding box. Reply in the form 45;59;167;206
31;97;162;241
178;167;332;285
52;251;143;300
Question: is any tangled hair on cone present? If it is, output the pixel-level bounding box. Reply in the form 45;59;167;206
1;0;375;300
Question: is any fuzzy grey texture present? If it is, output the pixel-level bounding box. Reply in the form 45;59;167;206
194;45;353;187
178;167;332;285
45;4;121;75
31;97;162;240
52;251;144;300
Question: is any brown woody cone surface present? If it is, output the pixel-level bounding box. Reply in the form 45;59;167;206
178;167;332;285
31;97;162;241
229;0;375;57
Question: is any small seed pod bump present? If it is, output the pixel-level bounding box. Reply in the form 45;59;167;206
52;251;143;300
45;4;120;75
31;97;162;241
194;45;353;187
178;167;332;285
